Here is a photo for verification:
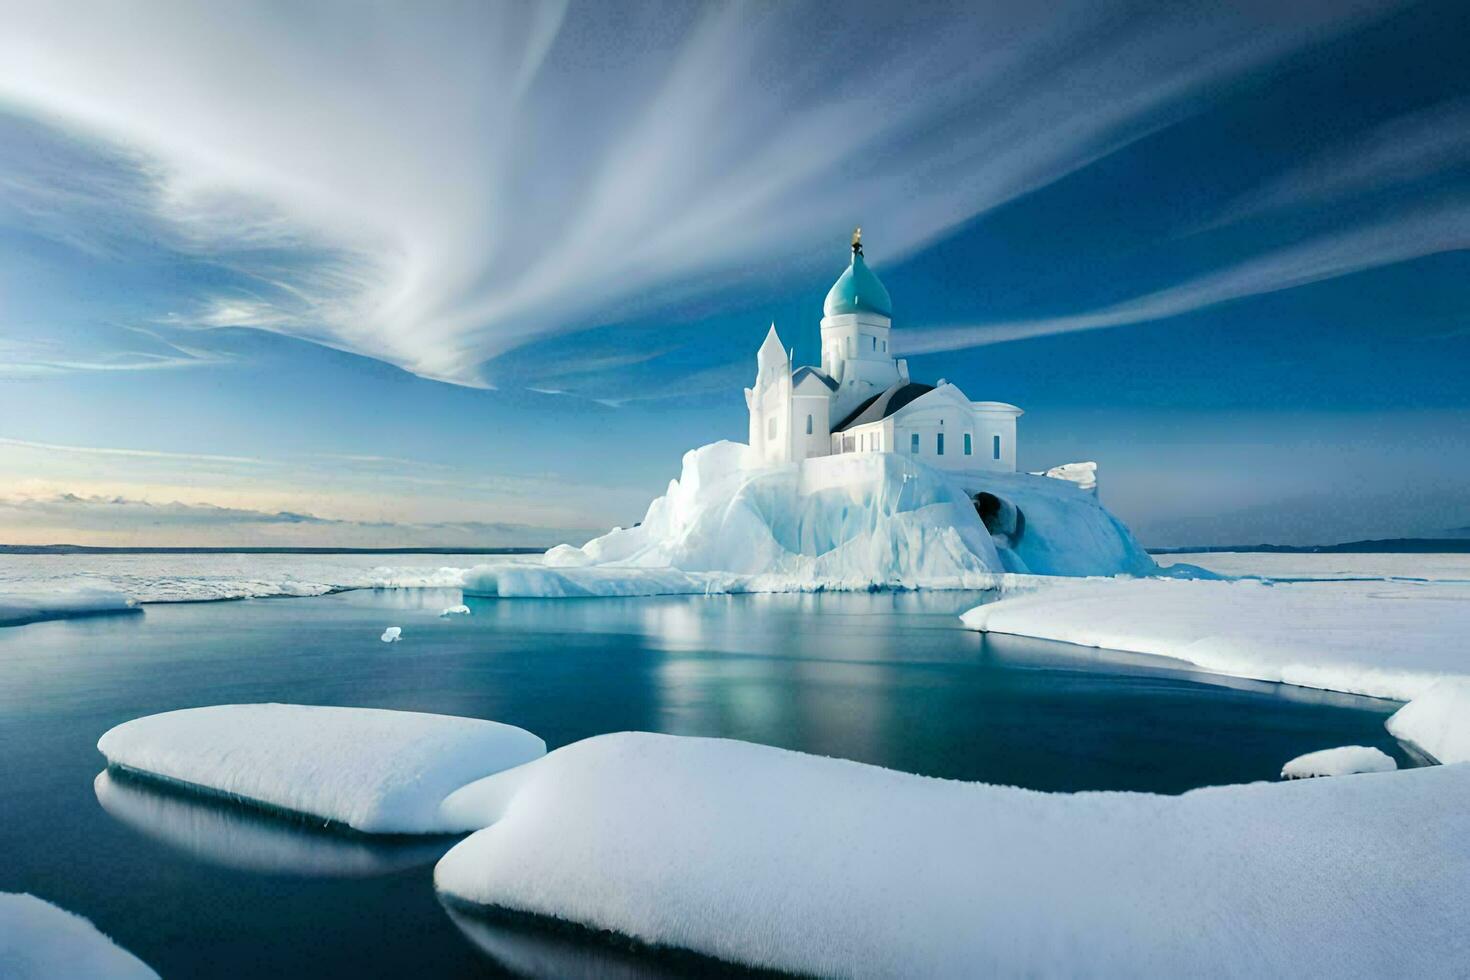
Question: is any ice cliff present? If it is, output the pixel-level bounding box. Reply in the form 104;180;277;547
464;441;1154;597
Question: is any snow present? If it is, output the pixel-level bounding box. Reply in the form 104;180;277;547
1033;460;1097;492
380;626;402;642
97;704;546;834
1386;680;1470;764
0;893;157;979
0;588;137;628
1280;746;1396;779
435;731;1470;977
440;604;470;616
960;577;1470;703
464;441;1153;597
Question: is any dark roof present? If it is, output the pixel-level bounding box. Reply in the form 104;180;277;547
834;382;935;432
791;366;838;391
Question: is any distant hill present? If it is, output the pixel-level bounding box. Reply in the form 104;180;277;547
0;545;546;555
1150;538;1470;555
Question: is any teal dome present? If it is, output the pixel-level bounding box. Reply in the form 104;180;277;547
823;249;892;319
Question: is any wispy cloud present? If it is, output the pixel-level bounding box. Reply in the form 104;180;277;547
0;0;1396;385
899;201;1470;354
0;436;263;466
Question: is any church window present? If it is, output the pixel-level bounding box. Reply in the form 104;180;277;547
910;433;919;454
882;340;886;353
964;433;972;455
870;335;876;351
993;434;1002;460
936;433;945;456
806;414;813;435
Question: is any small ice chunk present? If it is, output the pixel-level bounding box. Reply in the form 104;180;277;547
0;892;158;979
1280;746;1397;779
439;605;471;617
98;704;545;834
380;626;402;642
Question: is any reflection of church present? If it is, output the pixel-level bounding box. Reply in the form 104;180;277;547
746;230;1021;470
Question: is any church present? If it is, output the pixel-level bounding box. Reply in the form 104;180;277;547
746;230;1022;471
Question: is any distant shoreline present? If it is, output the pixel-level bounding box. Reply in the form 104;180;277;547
0;545;548;556
1149;538;1470;555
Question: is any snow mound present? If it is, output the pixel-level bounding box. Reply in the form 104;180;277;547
463;441;1153;597
0;893;157;979
1281;746;1396;779
0;589;138;628
380;626;402;642
1387;680;1470;764
97;704;546;834
439;604;471;616
1033;460;1097;492
960;577;1470;703
435;732;1470;977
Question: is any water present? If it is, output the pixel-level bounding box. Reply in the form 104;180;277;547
0;587;1419;977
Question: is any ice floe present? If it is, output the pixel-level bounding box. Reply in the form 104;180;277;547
1386;679;1470;764
0;589;138;628
440;604;471;616
380;626;402;642
1280;745;1396;779
435;731;1470;977
0;893;157;979
97;704;545;834
960;577;1470;703
464;441;1154;598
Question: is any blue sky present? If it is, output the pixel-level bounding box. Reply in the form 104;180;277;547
0;0;1466;547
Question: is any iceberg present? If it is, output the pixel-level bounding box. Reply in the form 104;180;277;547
1280;746;1396;779
435;731;1470;977
380;626;402;642
97;704;546;834
0;589;138;628
464;441;1154;598
439;604;471;616
0;893;158;979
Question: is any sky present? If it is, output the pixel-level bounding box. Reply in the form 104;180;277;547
0;0;1466;548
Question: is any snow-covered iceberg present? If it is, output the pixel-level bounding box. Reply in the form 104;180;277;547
1280;746;1396;779
464;441;1154;598
0;589;138;628
435;731;1470;977
0;893;158;979
1386;679;1470;764
97;704;546;834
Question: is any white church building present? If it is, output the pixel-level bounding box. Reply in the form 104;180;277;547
746;230;1022;471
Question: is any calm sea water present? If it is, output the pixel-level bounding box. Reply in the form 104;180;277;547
0;587;1419;977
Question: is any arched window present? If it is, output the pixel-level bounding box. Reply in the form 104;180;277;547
910;432;919;454
993;434;1002;460
806;414;813;435
936;433;945;456
964;433;972;456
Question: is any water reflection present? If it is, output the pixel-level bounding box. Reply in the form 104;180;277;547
443;901;777;979
95;769;455;877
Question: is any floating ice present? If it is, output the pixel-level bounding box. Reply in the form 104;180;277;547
960;577;1470;702
435;732;1470;977
1280;746;1396;779
0;893;158;979
439;605;471;616
380;626;402;642
464;441;1153;598
97;704;545;834
0;589;138;628
1387;679;1470;764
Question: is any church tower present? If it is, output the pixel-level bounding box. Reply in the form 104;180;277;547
819;229;903;417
